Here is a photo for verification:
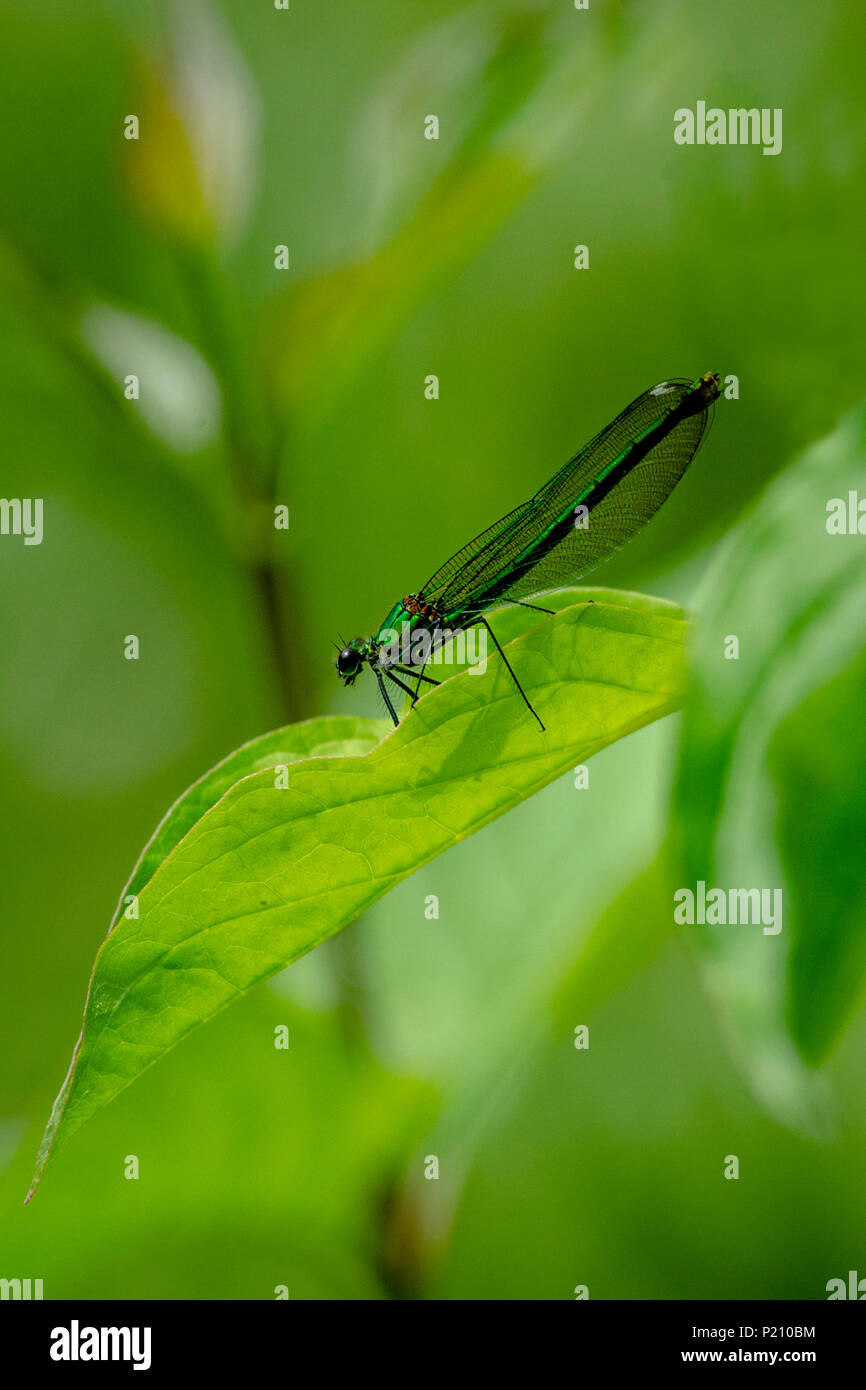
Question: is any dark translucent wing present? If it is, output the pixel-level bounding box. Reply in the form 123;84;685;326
498;396;712;602
525;380;692;515
422;380;708;613
418;501;533;600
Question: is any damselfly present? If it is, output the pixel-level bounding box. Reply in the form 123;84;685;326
336;372;721;730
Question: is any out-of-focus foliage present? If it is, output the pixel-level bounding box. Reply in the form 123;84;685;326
1;0;865;1299
673;402;866;1128
770;652;866;1065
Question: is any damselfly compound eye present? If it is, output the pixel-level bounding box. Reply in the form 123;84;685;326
336;646;362;678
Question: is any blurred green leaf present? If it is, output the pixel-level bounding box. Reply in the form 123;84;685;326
81;303;223;454
397;850;680;1267
125;1;260;250
673;399;866;1124
769;650;866;1063
260;3;616;421
31;588;688;1194
263;152;534;419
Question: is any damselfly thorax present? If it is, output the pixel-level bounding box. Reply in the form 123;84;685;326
402;594;445;622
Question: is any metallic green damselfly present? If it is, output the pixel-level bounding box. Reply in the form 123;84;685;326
336;371;721;729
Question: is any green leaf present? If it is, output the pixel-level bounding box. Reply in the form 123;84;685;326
29;588;688;1198
672;399;866;1125
115;714;389;917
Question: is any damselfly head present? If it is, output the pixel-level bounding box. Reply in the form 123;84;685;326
335;642;364;685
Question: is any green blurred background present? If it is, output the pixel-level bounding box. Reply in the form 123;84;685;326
1;0;865;1299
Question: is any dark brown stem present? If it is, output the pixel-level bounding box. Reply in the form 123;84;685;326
250;550;309;726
